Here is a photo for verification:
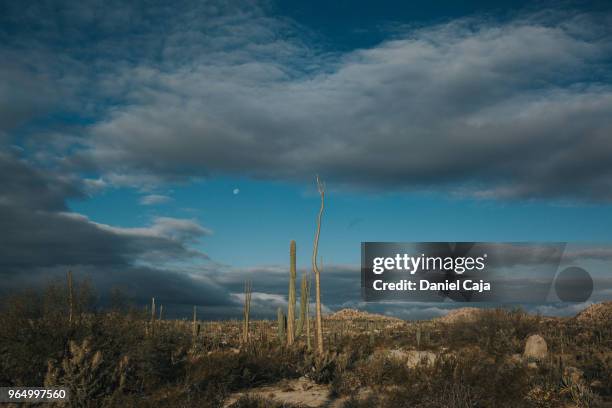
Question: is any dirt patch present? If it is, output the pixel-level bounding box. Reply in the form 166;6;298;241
224;377;334;408
224;377;371;408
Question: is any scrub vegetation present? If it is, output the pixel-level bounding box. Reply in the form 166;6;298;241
0;278;610;408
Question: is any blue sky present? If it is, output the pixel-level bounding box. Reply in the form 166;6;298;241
70;179;612;268
2;0;612;319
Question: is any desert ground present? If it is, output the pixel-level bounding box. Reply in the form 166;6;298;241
1;285;610;408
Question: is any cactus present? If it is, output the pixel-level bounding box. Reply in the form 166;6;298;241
159;304;163;321
150;297;156;336
416;324;422;349
242;281;252;344
305;276;311;351
277;307;286;342
287;240;297;346
312;175;325;355
297;273;308;336
67;270;74;325
192;305;197;341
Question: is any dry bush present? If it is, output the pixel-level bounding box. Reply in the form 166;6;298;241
228;394;307;407
2;282;611;408
446;308;540;356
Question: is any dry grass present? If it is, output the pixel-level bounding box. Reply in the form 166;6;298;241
1;286;610;407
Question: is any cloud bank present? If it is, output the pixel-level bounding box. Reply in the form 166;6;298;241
2;1;612;318
1;2;611;201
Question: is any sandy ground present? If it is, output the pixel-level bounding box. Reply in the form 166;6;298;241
223;376;362;408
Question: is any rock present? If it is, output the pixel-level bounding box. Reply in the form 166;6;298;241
405;350;437;368
508;353;523;364
374;349;437;368
435;307;482;324
524;334;548;360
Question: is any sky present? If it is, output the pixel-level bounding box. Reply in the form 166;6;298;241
1;0;612;319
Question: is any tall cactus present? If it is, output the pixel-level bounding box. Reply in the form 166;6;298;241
312;175;325;355
192;305;197;342
297;273;308;336
150;297;156;336
242;281;252;344
277;307;286;342
67;270;74;326
305;276;311;351
287;240;297;345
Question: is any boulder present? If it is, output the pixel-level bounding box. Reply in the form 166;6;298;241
405;350;437;368
524;334;548;360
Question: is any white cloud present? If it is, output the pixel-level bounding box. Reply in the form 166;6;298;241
140;194;173;205
76;10;612;201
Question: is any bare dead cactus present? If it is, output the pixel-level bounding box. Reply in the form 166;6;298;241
312;175;325;355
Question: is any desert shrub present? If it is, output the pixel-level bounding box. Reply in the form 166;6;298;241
579;352;612;396
0;282;96;386
44;338;114;408
352;347;531;408
228;394;307;407
446;308;540;357
354;351;411;387
341;393;382;408
187;343;304;394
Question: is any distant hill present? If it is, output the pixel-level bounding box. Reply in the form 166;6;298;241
326;308;403;321
434;307;483;324
575;301;612;324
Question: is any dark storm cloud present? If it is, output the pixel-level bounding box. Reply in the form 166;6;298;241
210;263;362;313
2;153;609;318
0;154;210;268
0;152;234;308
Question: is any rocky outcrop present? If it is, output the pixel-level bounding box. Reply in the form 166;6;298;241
435;307;483;324
575;302;612;324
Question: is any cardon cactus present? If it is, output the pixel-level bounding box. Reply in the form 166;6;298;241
297;274;309;337
287;240;297;345
277;307;286;342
